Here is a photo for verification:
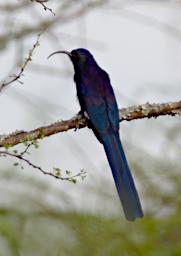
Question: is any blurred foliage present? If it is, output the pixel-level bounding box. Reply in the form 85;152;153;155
0;121;180;256
0;197;181;256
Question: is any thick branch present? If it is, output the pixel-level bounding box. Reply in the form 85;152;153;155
0;100;180;148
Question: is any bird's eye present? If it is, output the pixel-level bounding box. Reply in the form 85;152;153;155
71;53;78;59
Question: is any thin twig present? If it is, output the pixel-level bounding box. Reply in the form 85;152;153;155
0;34;41;92
20;141;34;156
31;0;55;15
0;100;180;148
0;0;106;47
0;150;86;182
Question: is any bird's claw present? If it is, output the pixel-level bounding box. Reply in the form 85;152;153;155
72;111;88;131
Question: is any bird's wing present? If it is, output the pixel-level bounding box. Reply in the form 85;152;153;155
84;96;109;133
83;87;119;135
105;86;120;132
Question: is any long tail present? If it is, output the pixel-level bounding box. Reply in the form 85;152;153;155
102;133;143;221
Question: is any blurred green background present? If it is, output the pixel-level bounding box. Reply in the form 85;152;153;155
0;124;181;256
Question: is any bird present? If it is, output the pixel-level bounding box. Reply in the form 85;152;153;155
48;48;143;221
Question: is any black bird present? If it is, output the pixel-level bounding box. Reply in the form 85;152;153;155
48;48;143;221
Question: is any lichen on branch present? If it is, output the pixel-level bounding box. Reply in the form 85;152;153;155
0;100;180;149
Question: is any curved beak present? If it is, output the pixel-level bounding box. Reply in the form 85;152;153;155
47;50;72;59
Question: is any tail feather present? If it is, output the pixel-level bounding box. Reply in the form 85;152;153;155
102;133;143;221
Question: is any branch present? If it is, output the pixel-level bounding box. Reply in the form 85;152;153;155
0;149;86;183
0;100;180;148
0;0;106;47
0;34;41;92
0;1;31;12
30;0;55;15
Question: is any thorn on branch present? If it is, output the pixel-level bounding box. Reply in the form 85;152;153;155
31;0;55;15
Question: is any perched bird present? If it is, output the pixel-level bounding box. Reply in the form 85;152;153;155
48;48;143;221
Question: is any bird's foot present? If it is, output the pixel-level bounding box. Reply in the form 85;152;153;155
77;111;92;129
77;110;85;120
72;111;89;131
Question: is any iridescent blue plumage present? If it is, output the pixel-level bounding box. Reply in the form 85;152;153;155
48;48;143;221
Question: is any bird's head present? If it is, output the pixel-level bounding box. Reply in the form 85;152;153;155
48;48;96;71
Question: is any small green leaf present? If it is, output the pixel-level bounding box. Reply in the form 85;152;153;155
13;162;19;166
4;144;12;149
53;168;61;177
81;175;86;181
39;128;45;139
34;143;39;149
65;170;71;176
70;178;77;184
23;141;28;146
